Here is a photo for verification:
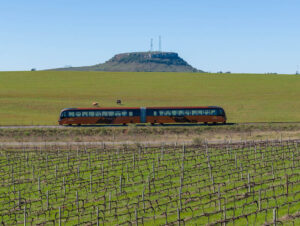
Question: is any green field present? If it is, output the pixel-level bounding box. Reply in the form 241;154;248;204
1;71;300;125
1;141;300;225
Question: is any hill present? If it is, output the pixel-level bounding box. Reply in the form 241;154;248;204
51;52;203;72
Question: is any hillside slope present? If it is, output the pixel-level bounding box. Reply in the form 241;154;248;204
52;52;203;72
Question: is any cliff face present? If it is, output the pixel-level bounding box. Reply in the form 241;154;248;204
52;52;203;72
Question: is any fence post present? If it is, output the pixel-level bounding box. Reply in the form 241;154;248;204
223;204;226;226
97;207;99;226
59;206;61;226
179;186;182;211
218;184;221;211
18;190;21;208
109;192;112;213
248;173;251;193
259;190;261;211
38;176;41;192
152;161;155;180
286;174;289;196
177;208;181;226
76;191;79;213
77;166;80;179
235;153;237;169
47;190;49;210
119;175;123;193
135;207;138;226
63;177;66;195
273;208;277;226
272;162;275;179
90;174;92;193
142;190;145;213
55;165;58;180
24;206;26;226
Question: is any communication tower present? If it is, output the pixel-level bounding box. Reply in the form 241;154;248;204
159;36;162;52
150;38;153;52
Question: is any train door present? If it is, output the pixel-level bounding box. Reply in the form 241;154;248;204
140;107;146;123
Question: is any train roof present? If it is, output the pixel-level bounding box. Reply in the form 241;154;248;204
146;106;224;110
62;107;140;111
61;106;224;111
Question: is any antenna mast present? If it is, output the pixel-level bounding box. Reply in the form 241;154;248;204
150;38;153;52
159;36;161;52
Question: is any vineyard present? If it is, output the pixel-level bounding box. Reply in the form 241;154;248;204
1;140;300;225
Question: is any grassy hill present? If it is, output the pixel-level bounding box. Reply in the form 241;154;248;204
51;52;202;72
1;71;300;125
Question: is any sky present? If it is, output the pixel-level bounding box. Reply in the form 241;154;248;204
1;0;300;74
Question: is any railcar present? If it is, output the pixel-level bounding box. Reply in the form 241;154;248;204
58;106;226;125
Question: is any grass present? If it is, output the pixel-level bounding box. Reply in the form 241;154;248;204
1;71;300;125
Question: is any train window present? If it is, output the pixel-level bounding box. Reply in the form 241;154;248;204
115;111;121;117
159;110;164;116
178;110;184;116
108;111;114;117
129;111;133;116
198;110;203;115
211;110;217;115
102;111;108;117
153;111;157;116
81;111;88;117
68;111;75;117
219;109;225;116
75;111;81;117
192;110;198;116
88;111;95;117
61;112;66;118
122;111;127;116
172;110;177;116
185;110;190;115
95;111;102;117
165;110;171;116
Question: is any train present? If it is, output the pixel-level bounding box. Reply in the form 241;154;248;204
58;106;226;125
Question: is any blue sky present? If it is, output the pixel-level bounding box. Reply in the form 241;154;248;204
1;0;299;73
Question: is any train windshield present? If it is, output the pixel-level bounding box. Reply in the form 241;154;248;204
218;109;225;116
60;111;67;119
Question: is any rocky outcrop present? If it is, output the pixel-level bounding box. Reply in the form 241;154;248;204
51;52;203;72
